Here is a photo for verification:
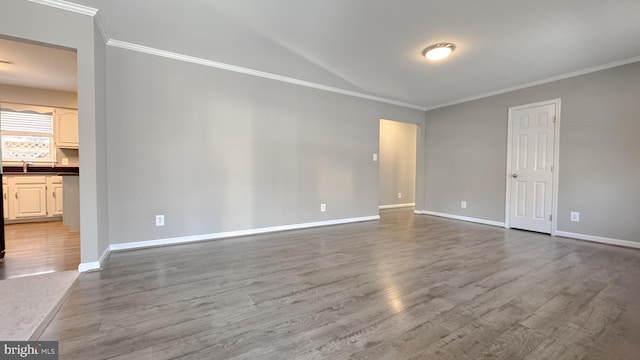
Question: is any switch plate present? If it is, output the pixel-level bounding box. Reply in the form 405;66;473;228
398;193;402;199
155;215;165;226
320;203;326;212
570;212;580;222
373;153;378;162
461;201;467;209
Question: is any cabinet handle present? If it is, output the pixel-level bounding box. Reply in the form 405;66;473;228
15;192;18;199
53;192;56;199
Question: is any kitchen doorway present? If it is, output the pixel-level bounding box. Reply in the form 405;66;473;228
0;36;80;279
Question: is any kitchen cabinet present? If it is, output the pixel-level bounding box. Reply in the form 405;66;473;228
55;109;79;149
47;176;63;217
2;175;66;222
8;176;48;219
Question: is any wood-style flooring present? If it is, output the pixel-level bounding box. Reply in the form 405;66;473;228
40;209;640;359
0;221;80;279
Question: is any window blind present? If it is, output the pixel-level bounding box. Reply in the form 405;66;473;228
0;110;54;134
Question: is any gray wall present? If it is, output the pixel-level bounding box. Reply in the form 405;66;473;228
423;61;640;242
379;119;417;207
1;0;108;265
106;47;425;244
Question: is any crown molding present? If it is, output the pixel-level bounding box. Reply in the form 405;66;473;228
28;0;98;16
106;39;427;111
424;55;640;111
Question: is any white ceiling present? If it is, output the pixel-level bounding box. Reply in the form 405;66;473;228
10;0;640;108
0;37;77;93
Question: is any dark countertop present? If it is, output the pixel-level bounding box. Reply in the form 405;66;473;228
2;166;79;176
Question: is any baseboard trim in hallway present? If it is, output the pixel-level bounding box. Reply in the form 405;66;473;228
108;215;381;253
379;203;415;209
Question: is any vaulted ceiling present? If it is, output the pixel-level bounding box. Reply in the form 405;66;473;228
10;0;640;109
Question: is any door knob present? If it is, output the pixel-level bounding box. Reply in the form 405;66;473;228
511;174;518;178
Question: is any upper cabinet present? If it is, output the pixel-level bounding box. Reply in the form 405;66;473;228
55;109;78;149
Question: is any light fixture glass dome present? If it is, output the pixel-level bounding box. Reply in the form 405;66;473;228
422;43;456;61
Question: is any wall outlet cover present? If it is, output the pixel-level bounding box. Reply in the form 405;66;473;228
570;212;580;222
156;215;165;226
320;203;326;212
461;201;467;209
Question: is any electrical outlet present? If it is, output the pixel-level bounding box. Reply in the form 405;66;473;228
570;212;580;222
373;153;378;162
155;215;165;226
320;203;326;212
461;201;467;209
398;193;402;199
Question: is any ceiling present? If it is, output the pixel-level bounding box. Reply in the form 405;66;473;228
0;37;77;93
9;0;640;108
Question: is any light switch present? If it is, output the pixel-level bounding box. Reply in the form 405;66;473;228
373;153;378;161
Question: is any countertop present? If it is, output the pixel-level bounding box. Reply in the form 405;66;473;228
2;166;79;176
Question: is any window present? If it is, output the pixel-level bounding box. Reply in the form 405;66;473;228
0;109;56;163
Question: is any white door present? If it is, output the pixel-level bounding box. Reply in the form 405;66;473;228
507;101;557;233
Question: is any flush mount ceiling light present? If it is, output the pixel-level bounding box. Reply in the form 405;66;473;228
422;43;456;61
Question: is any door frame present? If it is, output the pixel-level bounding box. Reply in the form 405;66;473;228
504;98;561;235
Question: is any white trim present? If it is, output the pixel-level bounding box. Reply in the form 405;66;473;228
379;203;415;209
555;231;640;249
414;210;505;227
505;99;561;236
77;246;111;272
77;261;99;272
424;56;640;111
94;12;110;42
109;216;380;252
27;0;98;16
106;39;427;111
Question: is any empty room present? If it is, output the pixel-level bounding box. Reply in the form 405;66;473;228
1;1;639;359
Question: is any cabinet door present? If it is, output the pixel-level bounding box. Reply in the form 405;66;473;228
10;178;48;219
56;109;79;149
50;184;64;216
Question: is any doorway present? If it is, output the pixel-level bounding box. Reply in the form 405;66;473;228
379;119;418;210
505;99;561;234
0;37;80;279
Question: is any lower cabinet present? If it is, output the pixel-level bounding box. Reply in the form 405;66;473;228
2;176;63;221
48;176;64;217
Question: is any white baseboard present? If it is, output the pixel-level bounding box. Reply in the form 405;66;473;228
555;231;640;249
109;215;380;252
77;246;111;272
414;210;505;228
379;203;415;210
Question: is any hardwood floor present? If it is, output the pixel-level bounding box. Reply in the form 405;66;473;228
0;221;80;279
40;209;640;359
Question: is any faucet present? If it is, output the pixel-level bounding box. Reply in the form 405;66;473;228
22;160;33;173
